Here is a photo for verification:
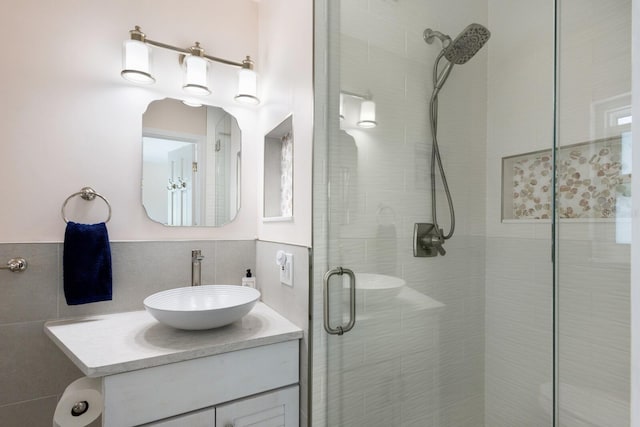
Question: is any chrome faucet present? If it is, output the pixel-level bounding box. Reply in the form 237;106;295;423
191;250;204;286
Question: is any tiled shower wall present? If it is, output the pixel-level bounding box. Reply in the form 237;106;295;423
485;1;555;424
0;240;255;427
556;0;632;423
485;0;631;425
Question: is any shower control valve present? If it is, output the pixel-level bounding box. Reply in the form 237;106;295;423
424;234;446;256
413;223;446;257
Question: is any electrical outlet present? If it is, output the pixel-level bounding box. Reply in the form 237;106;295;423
280;253;293;287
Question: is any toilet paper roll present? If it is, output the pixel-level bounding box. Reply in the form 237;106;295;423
53;377;103;427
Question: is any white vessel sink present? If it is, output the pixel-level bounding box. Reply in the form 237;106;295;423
144;285;261;330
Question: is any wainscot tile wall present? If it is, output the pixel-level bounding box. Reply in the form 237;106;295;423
255;240;310;427
0;240;255;427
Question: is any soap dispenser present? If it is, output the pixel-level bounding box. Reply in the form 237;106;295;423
242;269;256;288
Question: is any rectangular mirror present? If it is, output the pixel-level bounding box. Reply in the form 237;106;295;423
263;115;293;221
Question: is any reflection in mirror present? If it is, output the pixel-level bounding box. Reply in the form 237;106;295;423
263;115;293;220
142;98;241;227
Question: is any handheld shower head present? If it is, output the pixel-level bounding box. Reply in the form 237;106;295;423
421;23;491;249
443;23;490;64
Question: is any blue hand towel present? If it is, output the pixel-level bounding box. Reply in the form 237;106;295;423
63;221;113;305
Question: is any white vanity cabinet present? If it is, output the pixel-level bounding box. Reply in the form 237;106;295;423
44;303;303;427
145;385;298;427
103;340;299;426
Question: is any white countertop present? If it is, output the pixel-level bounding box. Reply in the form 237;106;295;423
44;302;303;377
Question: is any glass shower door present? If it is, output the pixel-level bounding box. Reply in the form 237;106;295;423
312;1;491;425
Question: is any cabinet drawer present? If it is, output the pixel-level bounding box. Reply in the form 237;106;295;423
103;340;299;426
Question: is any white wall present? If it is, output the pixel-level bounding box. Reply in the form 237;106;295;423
0;0;260;242
256;0;314;247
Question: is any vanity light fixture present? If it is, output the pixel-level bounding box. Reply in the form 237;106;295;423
121;26;260;104
182;43;210;96
122;33;154;84
234;57;259;105
340;90;377;128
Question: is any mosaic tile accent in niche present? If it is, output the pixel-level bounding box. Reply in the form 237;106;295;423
280;133;293;217
506;136;631;219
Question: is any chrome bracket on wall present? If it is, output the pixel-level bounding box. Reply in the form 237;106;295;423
413;223;446;257
1;258;28;273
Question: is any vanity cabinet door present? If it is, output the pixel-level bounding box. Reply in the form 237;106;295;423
142;406;215;426
215;385;299;427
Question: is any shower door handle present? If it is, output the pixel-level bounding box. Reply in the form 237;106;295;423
323;267;356;335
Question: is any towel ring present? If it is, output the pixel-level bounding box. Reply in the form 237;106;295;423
61;187;112;224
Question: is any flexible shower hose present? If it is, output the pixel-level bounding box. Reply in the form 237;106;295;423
429;49;456;241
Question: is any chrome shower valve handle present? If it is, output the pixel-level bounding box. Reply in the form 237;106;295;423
422;233;447;256
413;223;446;257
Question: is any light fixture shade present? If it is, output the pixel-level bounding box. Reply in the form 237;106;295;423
121;40;155;84
235;67;260;105
357;100;377;128
183;55;211;96
339;93;345;120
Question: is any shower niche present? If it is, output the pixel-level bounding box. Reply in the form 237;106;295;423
263;115;294;221
502;135;631;221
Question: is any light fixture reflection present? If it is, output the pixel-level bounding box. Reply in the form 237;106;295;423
357;100;377;128
182;99;203;108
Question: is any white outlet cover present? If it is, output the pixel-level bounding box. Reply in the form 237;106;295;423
280;253;293;287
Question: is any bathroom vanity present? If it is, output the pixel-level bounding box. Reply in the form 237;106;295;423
45;302;303;426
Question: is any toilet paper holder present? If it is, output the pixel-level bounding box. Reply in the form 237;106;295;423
54;376;103;427
71;401;90;417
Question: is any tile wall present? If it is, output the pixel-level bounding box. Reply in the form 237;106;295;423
486;0;631;425
484;236;553;425
255;241;310;427
555;0;631;423
0;240;255;426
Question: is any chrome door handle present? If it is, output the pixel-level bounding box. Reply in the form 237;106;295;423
323;267;356;335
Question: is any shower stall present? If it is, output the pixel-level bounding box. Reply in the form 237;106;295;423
312;0;632;426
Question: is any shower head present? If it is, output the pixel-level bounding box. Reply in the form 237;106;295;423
423;29;451;47
443;23;490;64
